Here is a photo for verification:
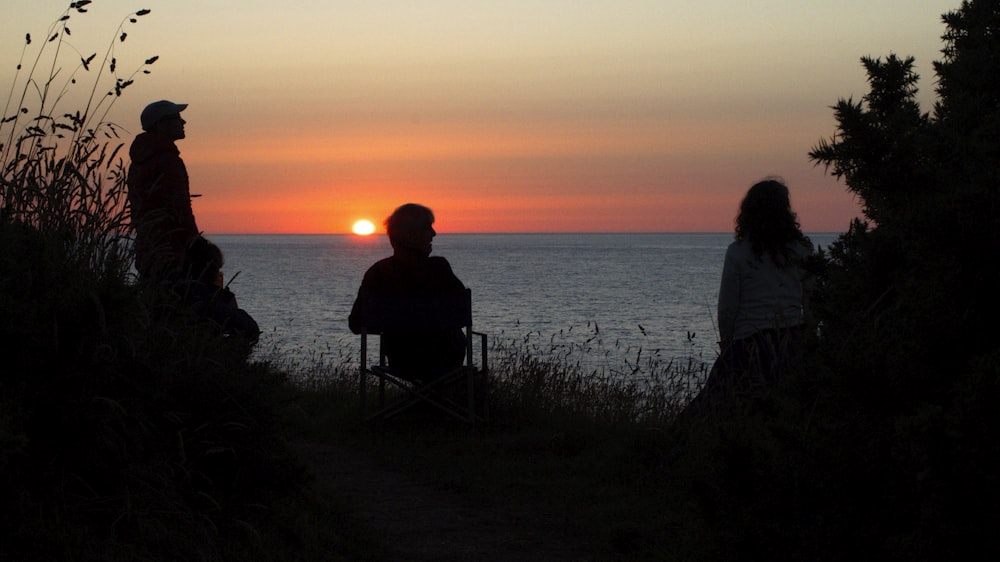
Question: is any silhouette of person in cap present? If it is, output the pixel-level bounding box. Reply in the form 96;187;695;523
127;100;200;280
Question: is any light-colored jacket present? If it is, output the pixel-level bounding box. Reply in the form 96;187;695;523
717;238;813;344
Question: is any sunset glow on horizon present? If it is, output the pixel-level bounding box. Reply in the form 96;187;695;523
3;1;959;234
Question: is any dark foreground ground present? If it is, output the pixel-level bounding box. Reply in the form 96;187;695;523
292;440;596;561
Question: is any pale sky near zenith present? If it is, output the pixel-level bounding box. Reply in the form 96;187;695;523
2;1;959;233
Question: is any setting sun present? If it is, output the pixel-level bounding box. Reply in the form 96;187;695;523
352;219;376;236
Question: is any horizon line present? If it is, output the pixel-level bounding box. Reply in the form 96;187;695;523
209;230;846;236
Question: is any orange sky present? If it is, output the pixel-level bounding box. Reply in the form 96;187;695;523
4;1;959;233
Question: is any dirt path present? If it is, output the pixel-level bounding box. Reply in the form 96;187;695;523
291;440;593;561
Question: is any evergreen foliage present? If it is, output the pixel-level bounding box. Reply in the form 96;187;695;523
809;0;999;405
675;0;1000;557
649;2;1000;559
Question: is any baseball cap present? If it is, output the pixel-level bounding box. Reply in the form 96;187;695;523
140;100;188;131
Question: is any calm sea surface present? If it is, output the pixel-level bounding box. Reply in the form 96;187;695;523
213;233;840;370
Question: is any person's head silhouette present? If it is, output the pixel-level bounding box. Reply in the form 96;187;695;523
184;235;224;286
140;100;187;140
386;203;436;258
736;177;802;262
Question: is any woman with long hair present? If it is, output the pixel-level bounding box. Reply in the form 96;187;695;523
703;177;814;400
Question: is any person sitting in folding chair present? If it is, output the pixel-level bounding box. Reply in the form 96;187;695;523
348;203;467;382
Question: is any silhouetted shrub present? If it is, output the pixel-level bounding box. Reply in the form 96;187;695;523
656;3;1000;560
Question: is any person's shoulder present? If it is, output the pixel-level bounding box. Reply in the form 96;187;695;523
428;255;460;275
428;256;465;289
175;279;225;301
789;237;813;256
360;255;397;284
726;238;752;256
129;132;178;161
367;255;395;269
129;132;153;160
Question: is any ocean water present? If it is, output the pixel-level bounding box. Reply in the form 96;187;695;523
213;233;840;370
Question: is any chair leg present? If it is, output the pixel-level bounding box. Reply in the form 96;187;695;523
364;368;488;425
359;367;367;422
480;369;490;423
378;377;386;414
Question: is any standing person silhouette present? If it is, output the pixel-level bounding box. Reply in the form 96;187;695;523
127;100;200;281
349;203;467;381
701;177;814;401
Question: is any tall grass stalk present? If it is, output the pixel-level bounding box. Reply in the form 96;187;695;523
1;3;156;280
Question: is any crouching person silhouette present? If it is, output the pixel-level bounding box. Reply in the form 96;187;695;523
349;203;466;382
176;236;261;351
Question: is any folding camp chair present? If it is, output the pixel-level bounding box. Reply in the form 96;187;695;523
358;288;489;425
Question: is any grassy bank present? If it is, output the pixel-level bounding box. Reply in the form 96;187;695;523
279;336;710;560
275;322;998;561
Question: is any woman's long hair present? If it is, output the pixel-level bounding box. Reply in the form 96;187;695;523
735;177;807;263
